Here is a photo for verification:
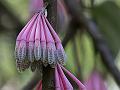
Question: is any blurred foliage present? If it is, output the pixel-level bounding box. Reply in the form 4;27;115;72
92;1;120;56
4;0;29;21
0;0;120;90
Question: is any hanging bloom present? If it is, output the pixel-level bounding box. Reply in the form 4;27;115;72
15;0;85;89
85;71;107;90
15;0;66;71
36;64;86;90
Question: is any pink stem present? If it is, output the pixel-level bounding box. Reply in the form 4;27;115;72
57;64;73;90
61;65;86;90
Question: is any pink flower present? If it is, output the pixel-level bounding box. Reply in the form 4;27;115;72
36;64;86;90
85;71;107;90
15;1;66;72
16;0;85;90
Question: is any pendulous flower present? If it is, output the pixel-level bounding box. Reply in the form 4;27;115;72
15;1;66;72
15;0;85;90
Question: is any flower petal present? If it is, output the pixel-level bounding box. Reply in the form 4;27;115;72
28;15;38;62
55;66;61;90
57;64;73;90
34;14;42;61
40;15;47;66
61;65;86;90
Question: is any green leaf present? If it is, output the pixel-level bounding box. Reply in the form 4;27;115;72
92;1;120;56
79;31;95;79
4;0;29;21
65;41;77;75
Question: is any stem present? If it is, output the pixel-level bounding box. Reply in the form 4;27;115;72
42;65;55;90
47;0;57;31
42;0;57;90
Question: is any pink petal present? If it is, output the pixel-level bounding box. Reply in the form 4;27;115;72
42;16;56;65
59;72;65;90
42;16;54;43
44;16;66;65
55;66;61;90
28;18;38;42
92;72;101;90
17;40;26;60
61;65;86;90
92;72;107;90
15;14;38;63
57;64;73;90
44;16;61;43
17;14;38;41
34;14;42;60
85;77;93;90
40;15;47;66
40;15;46;46
85;71;107;90
27;14;38;62
35;14;41;41
36;80;42;90
56;43;66;65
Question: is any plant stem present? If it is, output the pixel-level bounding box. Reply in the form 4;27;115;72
42;0;57;90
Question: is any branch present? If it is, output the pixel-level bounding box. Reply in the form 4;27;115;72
63;0;120;86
